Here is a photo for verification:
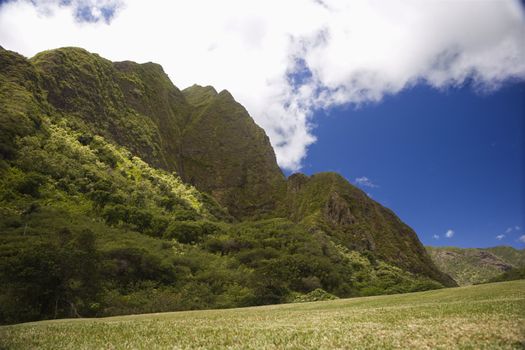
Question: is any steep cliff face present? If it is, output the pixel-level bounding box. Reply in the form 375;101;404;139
283;172;456;287
30;47;189;173
181;85;286;218
29;48;286;218
0;46;46;161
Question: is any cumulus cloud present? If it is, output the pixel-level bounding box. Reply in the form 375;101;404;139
1;0;524;170
355;176;378;188
519;235;525;244
496;234;505;240
433;234;439;239
445;229;454;238
505;225;522;233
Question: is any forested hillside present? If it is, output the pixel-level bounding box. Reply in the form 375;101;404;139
0;46;454;324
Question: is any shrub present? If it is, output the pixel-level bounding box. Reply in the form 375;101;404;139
293;288;339;303
164;220;220;244
15;172;46;197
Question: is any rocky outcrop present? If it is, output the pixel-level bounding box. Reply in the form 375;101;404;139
324;192;355;227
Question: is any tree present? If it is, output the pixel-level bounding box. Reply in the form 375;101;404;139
0;228;102;324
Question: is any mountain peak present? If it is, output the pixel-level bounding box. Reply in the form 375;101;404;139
184;84;218;93
218;89;233;98
182;84;218;107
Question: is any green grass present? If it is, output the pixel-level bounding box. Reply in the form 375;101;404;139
1;281;523;349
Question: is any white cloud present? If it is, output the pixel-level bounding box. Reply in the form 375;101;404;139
355;176;378;188
505;225;522;233
1;0;524;170
519;235;525;244
433;234;439;239
496;234;505;240
445;229;454;238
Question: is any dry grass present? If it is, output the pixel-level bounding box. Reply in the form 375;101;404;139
1;280;524;349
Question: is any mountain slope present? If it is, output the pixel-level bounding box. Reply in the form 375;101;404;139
426;246;525;285
283;173;455;286
31;47;191;173
181;85;286;218
484;246;525;267
29;48;286;218
1;46;454;324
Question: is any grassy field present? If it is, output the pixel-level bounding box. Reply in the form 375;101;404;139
1;280;524;349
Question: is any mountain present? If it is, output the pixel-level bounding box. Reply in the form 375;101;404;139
180;85;286;219
282;173;455;286
30;47;286;219
0;46;454;324
426;246;525;285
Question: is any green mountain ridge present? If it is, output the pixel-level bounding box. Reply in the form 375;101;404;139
426;246;525;285
282;173;454;285
0;46;454;324
180;84;286;219
30;47;286;219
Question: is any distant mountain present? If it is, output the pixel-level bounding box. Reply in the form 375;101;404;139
487;266;525;283
426;246;525;285
1;46;454;324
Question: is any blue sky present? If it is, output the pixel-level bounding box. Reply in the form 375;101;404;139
299;82;525;248
0;0;524;248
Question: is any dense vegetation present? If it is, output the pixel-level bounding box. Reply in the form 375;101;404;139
1;46;453;325
427;246;525;285
487;267;525;283
1;281;523;349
